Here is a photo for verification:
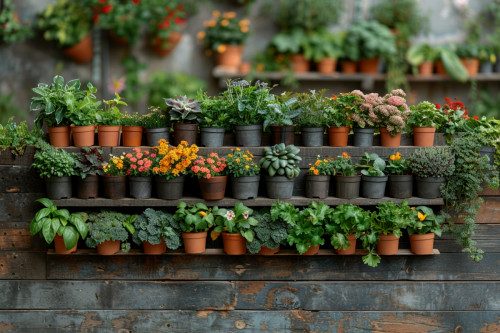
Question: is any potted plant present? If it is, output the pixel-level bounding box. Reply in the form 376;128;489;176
343;21;397;73
295;90;329;147
151;139;199;200
287;201;328;255
121;112;144;147
406;43;436;76
439;97;473;143
374;89;409;147
478;45;497;74
132;208;181;255
213;202;258;255
358;152;388;199
226;148;261;200
142;107;170;146
0;117;42;157
246;207;292;255
406;101;447;146
305;155;335;199
410;147;455;199
434;46;468;82
197;92;231;147
74;147;104;199
372;200;412;255
259;143;301;199
386;152;412;198
347;90;383;146
224;80;274;147
0;0;33;44
148;4;187;56
124;147;154;199
96;94;126;147
148;72;206;109
164;95;201;146
269;28;312;73
322;93;354;146
308;29;343;74
191;152;228;201
259;92;300;146
456;43;480;76
85;211;136;255
324;204;371;255
101;153;128;199
30;198;88;254
37;0;93;63
31;143;76;199
407;205;443;255
199;11;250;71
332;152;361;199
173;202;214;254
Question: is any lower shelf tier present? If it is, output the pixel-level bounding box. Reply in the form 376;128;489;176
51;196;444;207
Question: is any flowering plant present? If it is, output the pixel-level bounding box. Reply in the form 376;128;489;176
198;10;250;53
121;112;144;126
307;155;335;176
142;107;170;129
102;153;126;176
191;152;228;179
439;97;477;142
348;90;383;128
332;152;357;176
124;148;154;176
226;148;260;178
324;93;355;127
407;206;443;236
407;101;447;129
373;89;409;135
152;139;199;181
148;3;187;45
385;152;411;175
212;202;258;242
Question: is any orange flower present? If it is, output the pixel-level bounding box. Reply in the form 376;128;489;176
197;31;205;39
313;169;319;175
417;211;427;221
240;26;249;33
396;152;402;160
198;211;207;217
223;11;236;18
212;10;220;18
315;160;321;166
217;45;227;53
220;19;229;26
342;152;349;158
390;155;396;161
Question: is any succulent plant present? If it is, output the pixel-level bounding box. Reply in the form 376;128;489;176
259;143;301;179
164;95;201;123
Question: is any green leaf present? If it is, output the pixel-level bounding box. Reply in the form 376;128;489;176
36;198;54;208
62;225;78;250
30;216;46;236
69;213;88;239
440;48;468;83
242;230;254;242
42;218;56;244
362;252;381;267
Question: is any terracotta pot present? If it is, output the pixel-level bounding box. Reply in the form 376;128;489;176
102;175;127;199
341;60;357;74
335;234;357;255
54;234;77;254
460;58;479;77
435;60;447;75
359;57;380;74
270;125;296;146
173;123;198;146
328;126;349;147
379;128;401;147
258;245;280;256
221;232;246;255
151;31;183;57
71;125;95;147
122;126;143;147
47;126;71;147
97;240;121;255
216;45;243;71
418;61;434;76
317;58;337;74
75;175;99;199
377;234;400;255
239;62;251;74
413;127;436;147
302;244;320;255
409;233;435;255
290;54;310;73
143;239;166;255
198;175;227;200
98;125;120;147
63;34;93;63
182;231;208;254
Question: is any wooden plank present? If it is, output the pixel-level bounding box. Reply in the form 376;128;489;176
477;198;500;223
0;310;499;332
0;281;498;311
0;146;35;165
0;193;44;222
46;252;500;281
0;222;47;251
0;252;46;279
0;165;44;194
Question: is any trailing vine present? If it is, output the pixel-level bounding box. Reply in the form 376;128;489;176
442;135;499;262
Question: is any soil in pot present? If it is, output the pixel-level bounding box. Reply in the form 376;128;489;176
198;175;227;201
377;234;400;255
182;232;208;254
71;125;95;147
409;233;435;255
143;239;167;255
54;234;77;254
47;126;71;147
335;234;357;255
221;232;246;255
98;125;120;147
97;240;121;255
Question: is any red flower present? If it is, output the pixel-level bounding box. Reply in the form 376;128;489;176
455;101;464;109
92;14;100;23
175;17;186;25
464;109;468;115
157;20;170;29
101;4;112;13
445;97;451;102
133;0;140;3
462;115;470;120
435;103;441;110
473;116;479;120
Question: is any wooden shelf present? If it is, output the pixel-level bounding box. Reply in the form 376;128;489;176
47;248;440;256
51;196;444;207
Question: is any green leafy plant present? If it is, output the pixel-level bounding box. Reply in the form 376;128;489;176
37;0;92;47
226;148;260;178
323;93;355;128
74;147;104;179
259;92;300;131
0;118;43;156
132;208;181;249
197;92;231;129
259;143;301;179
308;29;343;61
148;72;206;108
96;93;126;126
173;202;215;233
287;201;327;254
213;202;258;242
0;0;33;44
434;46;468;82
343;20;397;60
385;152;411;175
407;206;443;236
324;204;371;251
164;95;201;124
358;152;386;177
295;90;330;128
372;0;427;39
246;208;292;254
120;112;144;127
85;211;136;252
406;43;436;73
456;43;480;59
31;143;77;178
332;152;357;176
30;198;88;251
410;147;455;178
269;28;312;58
199;10;250;52
142;107;170;129
406;101;447;130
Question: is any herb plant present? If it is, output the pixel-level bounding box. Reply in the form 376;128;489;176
121;112;144;127
197;92;231;129
96;94;126;126
85;211;136;252
407;101;447;130
0;0;33;44
259;92;300;131
31;143;77;178
343;21;397;60
332;152;357;176
295;90;330;128
174;202;215;233
142;107;170;129
0;118;43;156
132;208;181;249
287;201;327;254
246;209;292;254
358;152;386;177
324;204;371;251
410;147;455;178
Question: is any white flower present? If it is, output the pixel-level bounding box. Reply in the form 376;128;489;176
225;210;235;221
243;211;249;220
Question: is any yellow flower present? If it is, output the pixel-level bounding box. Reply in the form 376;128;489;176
217;44;227;53
223;11;236;19
212;10;220;18
396;152;402;160
239;19;250;26
390;155;396;161
245;165;250;169
197;31;205;40
323;159;328;163
228;154;233;158
417;211;427;221
221;19;229;26
236;148;241;151
198;211;207;217
309;167;315;171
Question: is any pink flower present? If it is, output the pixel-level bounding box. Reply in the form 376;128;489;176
150;153;156;158
206;174;211;179
130;157;137;163
126;153;133;158
206;158;215;164
216;161;221;166
386;96;405;106
211;165;217;172
209;152;216;158
144;160;152;168
192;165;200;173
133;148;140;153
138;160;144;166
131;164;137;170
225;210;235;221
138;166;146;173
108;77;125;95
136;153;143;159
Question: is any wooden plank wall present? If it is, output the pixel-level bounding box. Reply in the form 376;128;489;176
0;146;499;332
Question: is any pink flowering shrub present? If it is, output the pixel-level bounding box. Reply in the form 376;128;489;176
349;90;384;128
191;152;228;179
374;89;409;135
124;148;154;176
